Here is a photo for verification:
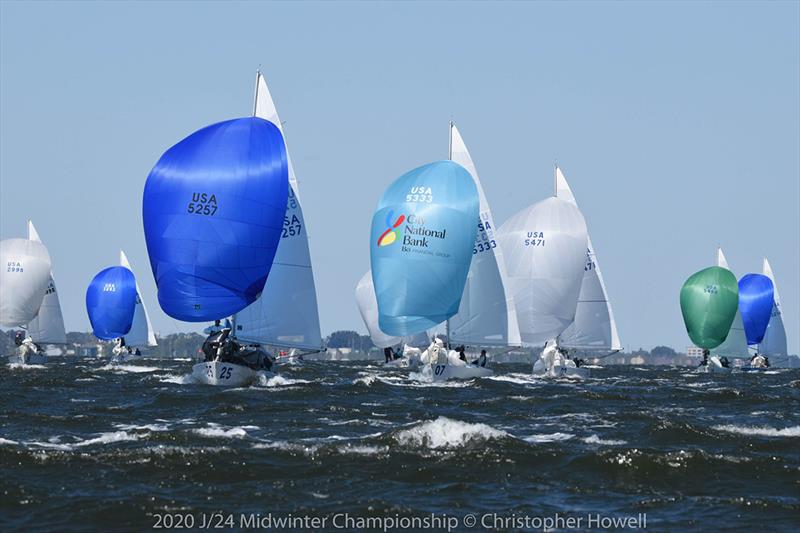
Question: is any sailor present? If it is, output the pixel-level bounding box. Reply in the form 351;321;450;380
719;356;730;368
700;349;709;367
457;345;467;362
203;319;223;336
471;349;488;368
14;331;40;362
112;337;127;357
384;346;393;363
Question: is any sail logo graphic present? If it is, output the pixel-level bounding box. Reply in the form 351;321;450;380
377;211;406;247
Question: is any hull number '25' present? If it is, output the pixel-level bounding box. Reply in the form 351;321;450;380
207;364;232;380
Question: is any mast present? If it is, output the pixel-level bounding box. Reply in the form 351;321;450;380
446;121;454;348
252;69;260;117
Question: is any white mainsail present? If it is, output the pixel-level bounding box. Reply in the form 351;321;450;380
356;271;402;349
497;194;588;346
233;72;323;351
759;257;787;356
446;124;520;347
119;250;157;347
25;221;66;344
714;247;749;358
555;168;621;352
0;223;52;329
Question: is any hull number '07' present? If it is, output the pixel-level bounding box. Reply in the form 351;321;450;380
434;365;446;376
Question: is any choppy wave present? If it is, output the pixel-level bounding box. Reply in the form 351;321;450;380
393;417;508;449
712;424;800;438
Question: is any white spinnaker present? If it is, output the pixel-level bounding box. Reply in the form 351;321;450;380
0;231;51;328
446;124;520;346
234;72;323;350
759;257;787;356
119;250;157;347
713;248;749;358
497;196;588;346
356;271;402;349
25;221;66;344
555;168;621;351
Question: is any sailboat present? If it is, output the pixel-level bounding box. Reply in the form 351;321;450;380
423;123;520;380
554;167;621;364
497;168;589;378
232;72;323;365
680;265;739;374
97;251;156;362
369;141;479;378
737;272;774;372
712;248;749;366
24;222;66;357
143;77;289;387
2;221;64;364
759;258;788;362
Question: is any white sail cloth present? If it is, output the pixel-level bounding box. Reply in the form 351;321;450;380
120;250;157;347
713;248;749;358
356;270;430;349
24;221;66;344
554;168;621;351
0;237;51;328
446;124;520;347
759;257;787;356
234;72;323;351
497;196;588;346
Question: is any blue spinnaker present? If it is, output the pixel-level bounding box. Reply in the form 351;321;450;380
370;160;478;336
86;266;137;340
738;273;774;346
142;117;288;321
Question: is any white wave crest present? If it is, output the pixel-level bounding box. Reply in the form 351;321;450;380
523;432;575;443
99;364;160;373
712;424;800;438
394;417;508;449
583;434;627;445
159;373;193;384
0;437;18;445
192;425;248;439
256;374;311;387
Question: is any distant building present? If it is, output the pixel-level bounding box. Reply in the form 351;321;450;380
686;346;704;357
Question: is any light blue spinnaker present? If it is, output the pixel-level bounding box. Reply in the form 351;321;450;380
370;160;478;337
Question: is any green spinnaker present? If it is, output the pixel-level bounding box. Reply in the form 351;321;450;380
680;266;739;350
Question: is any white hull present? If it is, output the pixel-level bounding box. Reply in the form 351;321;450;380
7;353;48;365
740;366;770;373
110;353;142;364
422;362;493;381
699;356;732;374
191;361;264;387
384;356;421;370
532;358;590;379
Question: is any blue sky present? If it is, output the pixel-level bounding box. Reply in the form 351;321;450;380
1;1;798;353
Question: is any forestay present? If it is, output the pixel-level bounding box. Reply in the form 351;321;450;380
497;196;588;346
233;73;323;350
446;124;520;347
554;168;621;352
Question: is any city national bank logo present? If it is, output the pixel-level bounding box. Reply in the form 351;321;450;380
377;211;406;247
